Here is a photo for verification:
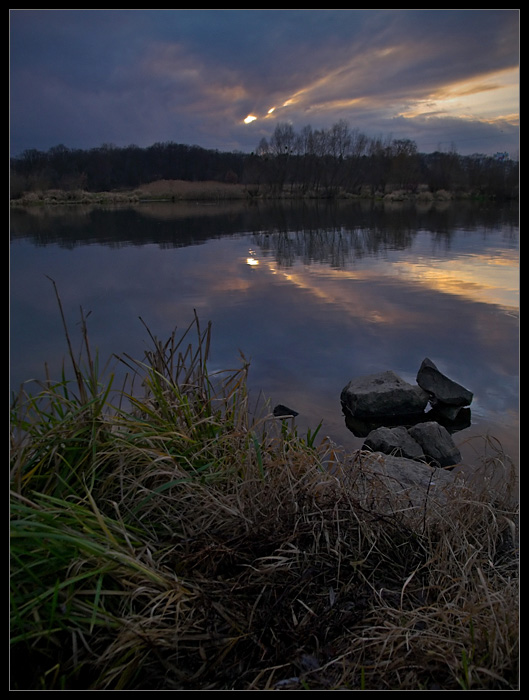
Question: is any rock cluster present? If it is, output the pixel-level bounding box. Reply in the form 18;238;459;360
363;422;461;468
341;358;473;468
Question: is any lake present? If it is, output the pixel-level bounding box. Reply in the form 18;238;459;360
10;198;519;473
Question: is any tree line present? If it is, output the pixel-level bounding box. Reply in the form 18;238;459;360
10;120;518;200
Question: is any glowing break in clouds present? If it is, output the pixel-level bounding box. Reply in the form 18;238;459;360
241;45;412;125
398;67;519;125
243;107;276;125
241;37;518;145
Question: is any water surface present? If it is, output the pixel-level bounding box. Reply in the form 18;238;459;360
10;199;519;470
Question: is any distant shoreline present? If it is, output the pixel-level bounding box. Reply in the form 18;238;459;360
9;178;512;207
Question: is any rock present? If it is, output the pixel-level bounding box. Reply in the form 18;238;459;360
353;451;464;515
363;426;425;461
362;451;457;492
341;363;471;467
273;404;299;417
345;402;471;439
416;358;473;407
341;370;429;419
408;421;462;467
427;405;471;431
363;421;462;468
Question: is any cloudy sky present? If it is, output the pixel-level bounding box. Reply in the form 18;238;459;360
9;9;519;158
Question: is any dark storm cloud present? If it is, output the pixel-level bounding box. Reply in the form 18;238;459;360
9;9;519;157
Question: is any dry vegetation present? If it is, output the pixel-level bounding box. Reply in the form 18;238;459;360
10;179;252;206
10;295;519;690
136;178;250;200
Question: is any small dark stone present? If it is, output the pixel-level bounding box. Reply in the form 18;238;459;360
273;404;299;417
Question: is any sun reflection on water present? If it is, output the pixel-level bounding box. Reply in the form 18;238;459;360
246;249;260;266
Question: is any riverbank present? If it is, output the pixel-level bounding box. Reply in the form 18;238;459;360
10;309;519;690
9;178;506;207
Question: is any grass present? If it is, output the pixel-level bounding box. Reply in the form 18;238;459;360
10;179;252;206
10;294;519;690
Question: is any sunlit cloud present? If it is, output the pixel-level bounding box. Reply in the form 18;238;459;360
9;9;519;156
238;22;518;153
253;61;518;138
397;67;519;124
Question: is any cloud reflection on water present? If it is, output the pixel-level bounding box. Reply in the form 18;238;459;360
10;201;518;468
255;250;518;319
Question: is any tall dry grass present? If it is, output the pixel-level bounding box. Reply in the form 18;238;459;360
10;290;518;690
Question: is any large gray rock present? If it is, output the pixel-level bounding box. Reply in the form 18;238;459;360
408;421;462;467
341;370;429;419
363;426;425;461
361;451;458;493
352;451;465;517
416;358;473;407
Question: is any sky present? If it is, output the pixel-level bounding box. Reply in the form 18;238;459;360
9;9;519;158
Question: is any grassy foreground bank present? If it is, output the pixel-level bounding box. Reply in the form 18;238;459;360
10;302;519;690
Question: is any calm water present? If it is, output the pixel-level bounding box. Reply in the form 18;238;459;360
10;199;519;471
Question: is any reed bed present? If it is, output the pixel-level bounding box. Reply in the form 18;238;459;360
10;297;519;690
